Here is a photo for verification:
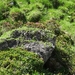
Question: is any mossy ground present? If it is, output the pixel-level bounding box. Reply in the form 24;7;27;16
0;0;75;75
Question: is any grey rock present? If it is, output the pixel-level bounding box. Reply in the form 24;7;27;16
0;29;58;72
11;30;21;38
24;42;55;63
0;39;17;50
11;30;55;42
0;40;8;50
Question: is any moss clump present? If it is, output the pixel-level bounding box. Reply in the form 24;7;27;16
0;3;9;20
45;19;62;36
9;8;27;23
28;10;42;22
40;0;52;8
55;33;75;74
0;48;44;75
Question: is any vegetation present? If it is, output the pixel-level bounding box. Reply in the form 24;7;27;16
0;48;43;75
0;0;75;75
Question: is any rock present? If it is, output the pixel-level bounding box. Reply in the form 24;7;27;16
23;31;34;40
0;39;18;50
8;29;56;64
0;28;56;63
0;29;56;69
11;30;21;38
0;40;8;50
11;30;55;42
6;39;18;47
1;27;74;74
24;42;55;63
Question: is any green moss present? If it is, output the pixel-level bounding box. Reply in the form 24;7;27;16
0;0;75;74
0;2;9;20
0;48;44;75
0;30;14;40
28;10;42;22
40;0;52;8
9;7;27;23
55;33;75;74
0;25;55;42
6;0;19;8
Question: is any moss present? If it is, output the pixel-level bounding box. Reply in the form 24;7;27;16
0;48;44;75
0;30;13;40
55;33;75;74
45;19;62;36
0;2;9;20
40;0;52;8
6;0;20;8
28;10;42;22
50;0;64;9
0;0;75;74
9;7;27;23
0;25;55;43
